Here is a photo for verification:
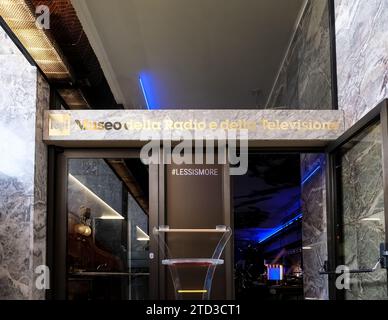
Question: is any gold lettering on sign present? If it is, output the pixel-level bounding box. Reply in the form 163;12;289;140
219;120;257;130
260;119;340;131
164;120;207;130
48;115;341;135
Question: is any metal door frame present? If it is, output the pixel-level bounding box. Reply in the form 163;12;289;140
49;148;160;300
325;99;388;299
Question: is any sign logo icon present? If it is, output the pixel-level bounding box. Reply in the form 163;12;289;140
48;114;71;136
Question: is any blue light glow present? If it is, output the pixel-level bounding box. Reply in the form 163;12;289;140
301;165;321;185
268;266;283;281
258;213;303;243
139;76;151;110
252;228;276;243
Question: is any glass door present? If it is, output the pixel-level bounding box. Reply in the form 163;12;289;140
53;150;158;300
327;101;388;300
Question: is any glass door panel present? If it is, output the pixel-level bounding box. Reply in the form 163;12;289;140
66;158;149;300
335;121;387;299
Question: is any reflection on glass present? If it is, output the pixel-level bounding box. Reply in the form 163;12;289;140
337;122;387;300
67;158;149;300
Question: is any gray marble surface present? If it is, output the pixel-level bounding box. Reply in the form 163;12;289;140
32;73;49;300
267;0;332;110
0;26;48;300
301;153;329;300
0;26;37;299
340;123;387;300
302;241;329;299
335;0;388;127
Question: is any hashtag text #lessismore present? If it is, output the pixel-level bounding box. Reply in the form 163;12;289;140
172;168;219;176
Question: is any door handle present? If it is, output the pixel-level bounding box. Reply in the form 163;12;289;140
380;243;388;269
318;260;380;275
319;243;388;275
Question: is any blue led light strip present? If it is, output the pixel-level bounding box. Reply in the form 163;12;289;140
258;213;303;244
139;76;150;110
301;165;321;185
257;165;319;244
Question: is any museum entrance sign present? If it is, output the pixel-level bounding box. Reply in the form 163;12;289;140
44;109;345;147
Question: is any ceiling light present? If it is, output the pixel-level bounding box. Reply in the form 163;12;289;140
302;165;321;185
138;76;151;110
258;213;303;243
136;226;150;241
302;246;312;250
57;88;89;109
0;0;72;81
68;174;124;220
98;215;125;220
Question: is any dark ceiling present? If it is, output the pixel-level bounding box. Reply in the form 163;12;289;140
24;0;305;110
72;0;305;109
233;153;301;241
29;0;121;109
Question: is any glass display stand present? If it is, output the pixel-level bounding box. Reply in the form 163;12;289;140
153;225;232;300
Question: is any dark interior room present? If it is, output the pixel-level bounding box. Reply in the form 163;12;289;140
234;153;304;300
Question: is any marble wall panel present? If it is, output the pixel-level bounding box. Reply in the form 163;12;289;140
32;73;49;300
301;153;329;300
335;0;388;127
267;0;333;110
0;25;48;299
339;122;387;300
0;27;36;300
